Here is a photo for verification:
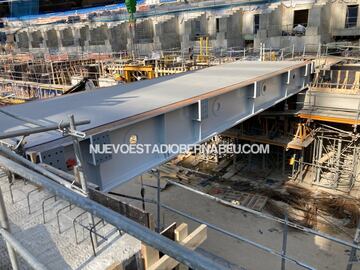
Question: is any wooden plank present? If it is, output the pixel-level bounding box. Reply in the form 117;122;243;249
106;262;124;270
174;223;188;243
142;244;160;269
318;150;335;164
161;222;177;241
148;225;207;270
174;223;188;270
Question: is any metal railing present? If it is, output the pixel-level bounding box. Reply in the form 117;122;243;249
0;145;225;270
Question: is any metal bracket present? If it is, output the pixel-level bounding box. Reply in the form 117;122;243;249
195;99;208;121
287;70;291;85
62;128;86;139
253;81;258;98
55;119;87;139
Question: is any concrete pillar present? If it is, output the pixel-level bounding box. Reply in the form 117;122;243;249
126;22;135;54
60;27;76;48
27;28;34;50
178;14;190;52
153;18;162;51
72;27;80;47
225;10;243;48
179;13;205;51
79;25;90;52
103;25;111;52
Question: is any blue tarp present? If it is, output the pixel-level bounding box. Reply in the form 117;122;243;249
6;0;278;22
6;1;144;21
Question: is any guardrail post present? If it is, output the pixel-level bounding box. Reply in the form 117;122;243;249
69;114;97;249
0;185;19;270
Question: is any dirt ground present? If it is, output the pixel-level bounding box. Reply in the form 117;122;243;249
113;173;359;270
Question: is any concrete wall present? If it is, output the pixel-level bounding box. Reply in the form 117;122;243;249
30;30;44;48
89;25;109;46
9;0;360;56
256;1;360;51
61;28;75;47
109;23;128;52
328;1;360;37
45;29;59;49
157;17;180;50
219;10;243;48
16;32;29;50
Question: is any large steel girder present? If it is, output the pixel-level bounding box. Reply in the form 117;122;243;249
26;63;311;191
71;63;310;190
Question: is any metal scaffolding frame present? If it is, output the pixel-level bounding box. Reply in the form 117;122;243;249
292;125;360;191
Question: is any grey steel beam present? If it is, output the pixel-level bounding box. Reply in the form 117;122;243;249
0;61;311;190
0;153;226;270
93;61;310;190
0;145;84;194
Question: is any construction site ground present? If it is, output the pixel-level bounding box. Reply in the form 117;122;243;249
113;157;358;270
1;152;359;270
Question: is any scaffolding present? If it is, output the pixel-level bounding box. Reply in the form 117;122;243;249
292;125;360;192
